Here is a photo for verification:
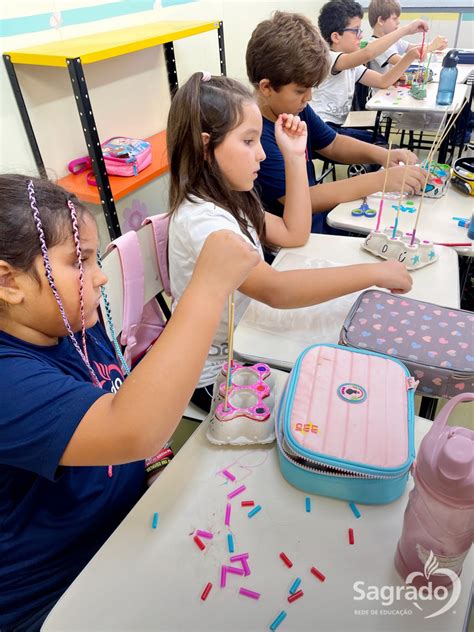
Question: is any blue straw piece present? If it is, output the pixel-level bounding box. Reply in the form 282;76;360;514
305;497;311;513
289;577;301;595
248;505;262;518
270;610;287;631
151;512;159;529
227;533;234;553
349;502;361;519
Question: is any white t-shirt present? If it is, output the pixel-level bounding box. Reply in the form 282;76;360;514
310;50;367;125
368;36;409;74
168;198;264;388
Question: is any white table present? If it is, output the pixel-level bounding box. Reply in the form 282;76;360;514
233;234;460;371
327;186;474;258
366;83;468;116
409;61;474;85
42;372;473;631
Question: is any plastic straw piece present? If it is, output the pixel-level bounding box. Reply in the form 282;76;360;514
196;529;213;539
375;141;392;232
248;505;262;518
288;589;304;603
241;558;251;576
226;565;245;576
227;484;246;499
349;528;355;545
239;587;261;600
193;535;205;551
230;553;249;562
151;512;159;529
108;465;113;478
220;566;227;588
349;502;361;519
310;566;326;582
201;582;212;601
289;578;302;594
225;503;231;526
227;533;234;553
241;500;255;507
221;469;235;481
270;610;287;631
305;497;311;513
280;552;293;568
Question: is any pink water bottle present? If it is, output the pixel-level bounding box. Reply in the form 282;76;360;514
395;393;474;588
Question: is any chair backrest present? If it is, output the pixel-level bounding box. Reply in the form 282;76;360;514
100;215;170;366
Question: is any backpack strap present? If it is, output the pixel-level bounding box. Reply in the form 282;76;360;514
142;214;171;296
105;231;145;365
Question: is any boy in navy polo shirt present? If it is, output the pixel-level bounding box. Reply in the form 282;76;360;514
246;11;427;232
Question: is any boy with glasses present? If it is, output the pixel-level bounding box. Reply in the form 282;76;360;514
312;0;427;143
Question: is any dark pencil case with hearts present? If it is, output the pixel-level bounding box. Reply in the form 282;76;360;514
339;290;474;399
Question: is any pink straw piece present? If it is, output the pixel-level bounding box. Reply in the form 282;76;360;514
225;565;245;576
240;558;251;576
225;503;231;526
196;530;213;540
220;566;227;588
227;484;246;499
239;587;261;600
221;469;236;482
230;553;249;562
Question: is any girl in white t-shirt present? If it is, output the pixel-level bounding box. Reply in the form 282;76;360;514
167;72;413;411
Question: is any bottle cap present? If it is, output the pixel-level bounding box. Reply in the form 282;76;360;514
442;49;459;68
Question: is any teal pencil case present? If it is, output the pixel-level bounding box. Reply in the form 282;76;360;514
276;344;416;505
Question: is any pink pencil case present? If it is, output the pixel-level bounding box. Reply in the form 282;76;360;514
68;137;152;185
276;344;416;504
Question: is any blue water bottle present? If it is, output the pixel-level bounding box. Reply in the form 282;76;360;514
468;212;474;241
436;50;459;106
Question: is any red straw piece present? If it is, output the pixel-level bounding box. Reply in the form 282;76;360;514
201;582;212;601
241;500;255;507
349;528;355;545
193;535;205;551
311;566;326;582
288;589;304;603
280;552;293;568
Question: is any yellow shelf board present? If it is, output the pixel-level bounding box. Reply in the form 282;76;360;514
5;20;220;68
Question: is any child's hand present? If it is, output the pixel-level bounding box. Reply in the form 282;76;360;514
374;260;413;294
388;148;418;166
428;36;448;53
384;165;426;195
408;45;425;61
275;113;307;159
406;19;429;35
193;230;260;299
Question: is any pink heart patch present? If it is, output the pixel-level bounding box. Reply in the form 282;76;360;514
459;342;468;349
422;336;432;343
448;312;456;317
349;326;355;332
455;383;465;390
359;318;367;325
446;350;456;356
432;378;442;386
388;326;397;332
373;293;381;298
406;330;415;336
433;309;442;316
400;301;409;306
362;298;370;304
418;305;426;310
439;338;448;344
373;324;382;330
386;299;395;305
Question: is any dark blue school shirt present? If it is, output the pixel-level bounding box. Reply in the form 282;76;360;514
257;105;337;234
0;323;145;629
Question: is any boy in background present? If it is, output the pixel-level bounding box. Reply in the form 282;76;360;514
368;0;447;74
246;11;426;233
311;0;428;142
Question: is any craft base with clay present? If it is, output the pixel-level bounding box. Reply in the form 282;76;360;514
361;228;438;270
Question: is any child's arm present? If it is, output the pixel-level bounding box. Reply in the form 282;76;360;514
240;258;412;311
359;47;422;89
60;231;260;466
334;19;428;71
264;114;311;248
386;35;448;66
307;163;426;212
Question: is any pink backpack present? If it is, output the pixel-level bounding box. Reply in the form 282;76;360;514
68;137;152;186
104;214;170;366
